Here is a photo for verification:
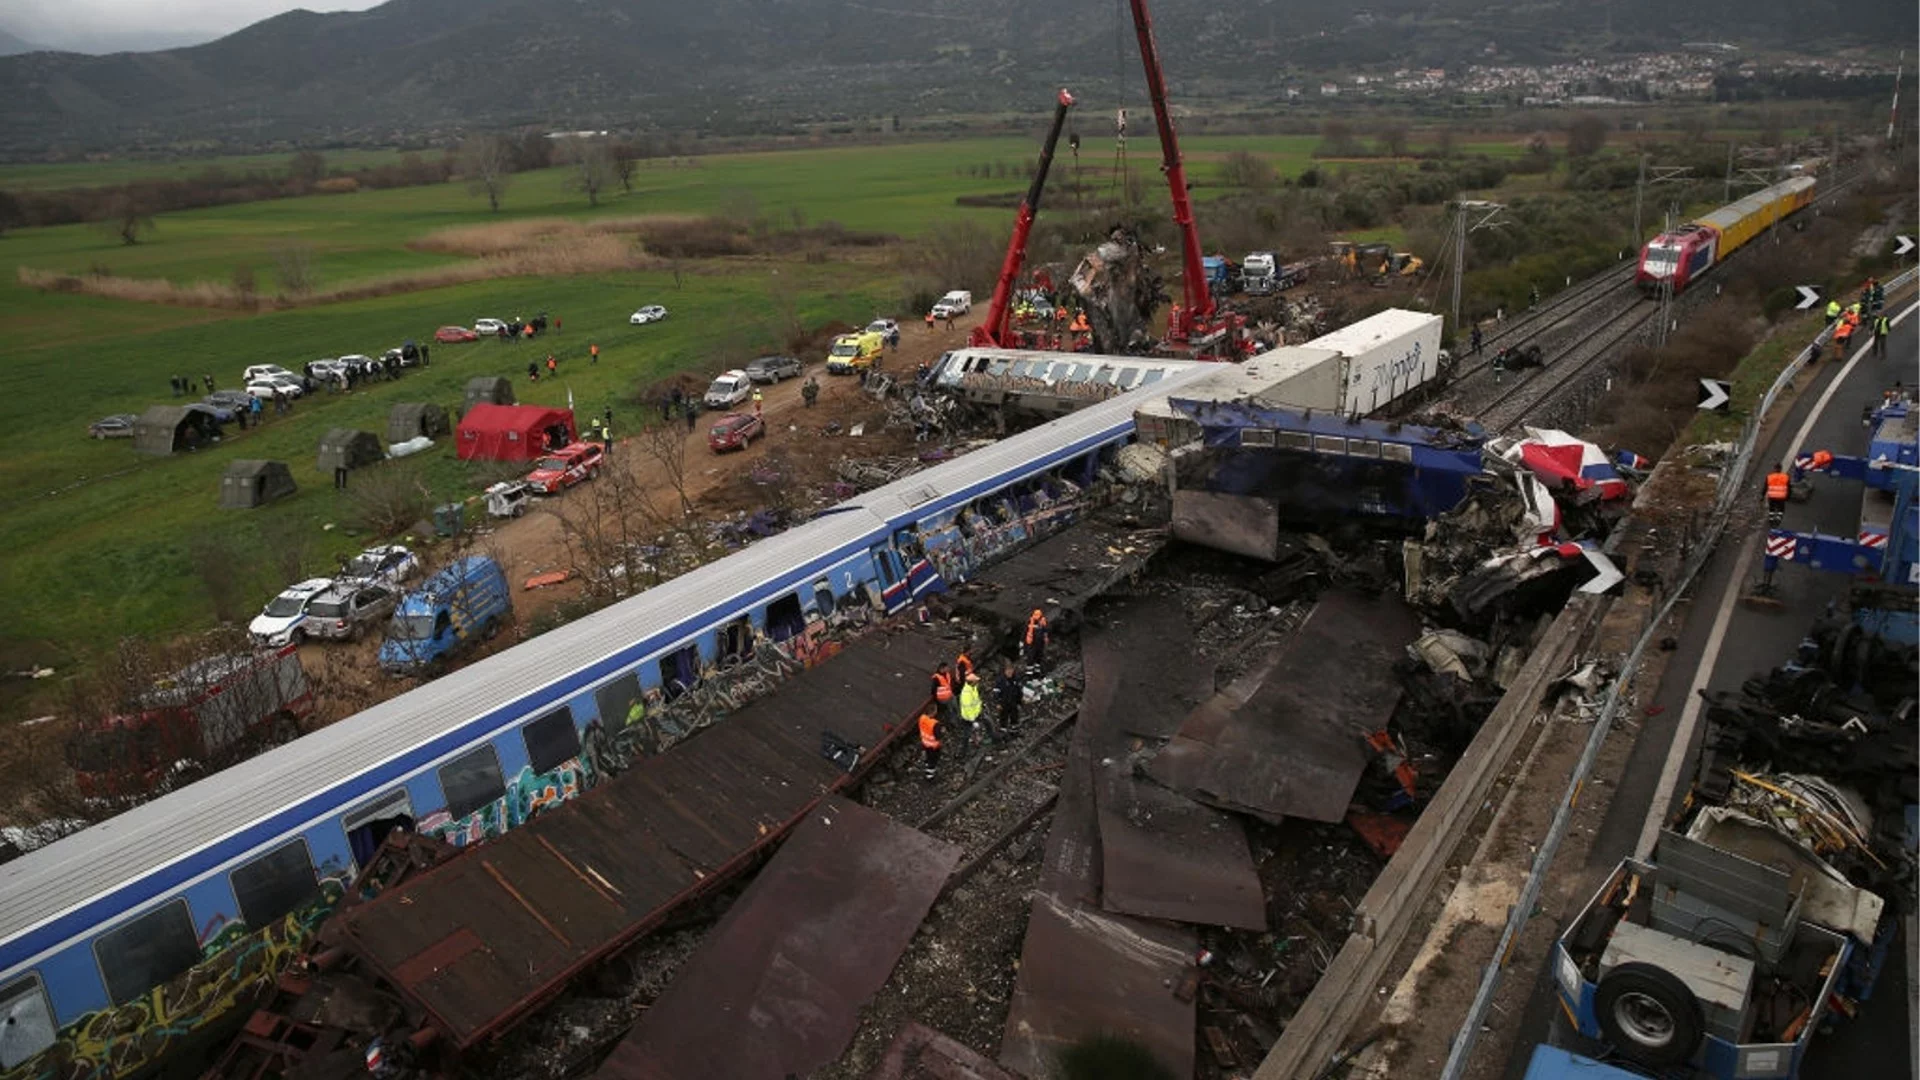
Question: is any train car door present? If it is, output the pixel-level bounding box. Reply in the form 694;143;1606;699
894;526;946;599
869;544;910;613
341;788;415;870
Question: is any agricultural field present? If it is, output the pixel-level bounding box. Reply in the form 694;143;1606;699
0;130;1537;695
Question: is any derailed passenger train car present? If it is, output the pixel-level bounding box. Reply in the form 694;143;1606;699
0;365;1217;1080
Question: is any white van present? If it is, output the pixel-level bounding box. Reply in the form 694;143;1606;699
704;370;753;409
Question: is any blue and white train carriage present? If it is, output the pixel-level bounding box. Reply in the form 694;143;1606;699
0;364;1218;1079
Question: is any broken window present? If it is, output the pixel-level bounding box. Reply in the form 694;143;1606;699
719;616;753;664
870;545;899;588
811;578;837;618
0;975;55;1069
658;644;700;700
594;673;643;733
765;592;806;643
342;788;413;868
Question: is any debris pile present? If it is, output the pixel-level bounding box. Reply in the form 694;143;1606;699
1069;224;1166;354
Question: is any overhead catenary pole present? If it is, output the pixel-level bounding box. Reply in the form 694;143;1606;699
1632;152;1648;249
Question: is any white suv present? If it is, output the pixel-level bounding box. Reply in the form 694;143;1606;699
248;578;334;646
704;370;753;409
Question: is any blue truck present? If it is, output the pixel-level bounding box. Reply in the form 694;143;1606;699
377;556;512;675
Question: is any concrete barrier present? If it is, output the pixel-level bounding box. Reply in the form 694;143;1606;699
1254;591;1606;1079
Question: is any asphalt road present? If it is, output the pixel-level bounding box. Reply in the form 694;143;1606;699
1499;299;1919;1079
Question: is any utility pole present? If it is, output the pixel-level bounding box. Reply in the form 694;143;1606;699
1657;204;1678;347
1633;153;1647;248
1449;200;1508;340
1724;141;1735;203
1633;160;1692;250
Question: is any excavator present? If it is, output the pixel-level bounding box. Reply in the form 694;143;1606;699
969;89;1077;349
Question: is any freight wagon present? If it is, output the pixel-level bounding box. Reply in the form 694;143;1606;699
1637;175;1817;294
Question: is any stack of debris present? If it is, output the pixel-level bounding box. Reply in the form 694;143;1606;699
1069;225;1166;354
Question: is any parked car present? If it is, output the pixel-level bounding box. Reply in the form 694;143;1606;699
704;369;754;408
629;304;669;325
708;412;765;453
525;441;606;494
474;318;508;336
248;578;334;647
302;581;399;642
866;319;901;347
87;414;137;439
185;402;236;424
484;480;535;518
378;556;512;675
744;355;803;384
242;364;298;384
246;373;306;399
435;325;481;344
930;290;973;318
309;358;352;382
205;390;254;411
340;544;421;588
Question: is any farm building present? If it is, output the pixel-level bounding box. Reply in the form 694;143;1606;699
386;402;451;444
456;404;576;462
316;429;384;473
219;460;297;509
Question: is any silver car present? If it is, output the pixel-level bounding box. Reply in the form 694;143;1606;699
302;581;399;642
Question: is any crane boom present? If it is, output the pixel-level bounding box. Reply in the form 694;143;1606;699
1126;0;1213;337
971;89;1077;348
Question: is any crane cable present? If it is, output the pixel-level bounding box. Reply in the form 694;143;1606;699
1108;0;1130;214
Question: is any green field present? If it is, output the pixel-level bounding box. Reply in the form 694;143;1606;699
0;130;1535;688
0;149;415;191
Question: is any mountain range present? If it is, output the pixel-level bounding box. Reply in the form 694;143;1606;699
0;0;1909;154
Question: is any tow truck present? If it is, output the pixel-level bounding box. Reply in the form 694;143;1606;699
1761;393;1918;645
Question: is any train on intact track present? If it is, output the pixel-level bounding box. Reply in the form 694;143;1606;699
0;363;1218;1080
1636;172;1818;294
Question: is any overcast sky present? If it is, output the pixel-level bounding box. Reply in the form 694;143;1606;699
5;0;384;53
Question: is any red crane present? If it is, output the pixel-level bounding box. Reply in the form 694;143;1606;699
970;88;1077;348
1126;0;1215;344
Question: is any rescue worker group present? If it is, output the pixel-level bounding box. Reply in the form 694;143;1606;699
1766;277;1896;525
918;608;1050;779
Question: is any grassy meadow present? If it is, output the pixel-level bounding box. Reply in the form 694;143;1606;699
0;130;1535;687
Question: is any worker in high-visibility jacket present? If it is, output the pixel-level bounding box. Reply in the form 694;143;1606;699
1825;299;1842;324
954;672;985;759
918;708;943;780
1023;608;1049;671
1765;468;1791;520
930;662;956;724
1874;313;1891;354
1833;317;1855;359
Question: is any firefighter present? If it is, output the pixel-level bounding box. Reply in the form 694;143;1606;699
1765;467;1790;524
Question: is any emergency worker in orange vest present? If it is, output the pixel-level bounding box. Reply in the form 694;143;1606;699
955;647;975;684
918;708;942;779
930;661;956;724
1765;468;1791;521
1023;608;1049;671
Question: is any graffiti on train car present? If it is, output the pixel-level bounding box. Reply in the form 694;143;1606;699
9;880;347;1080
419;756;599;847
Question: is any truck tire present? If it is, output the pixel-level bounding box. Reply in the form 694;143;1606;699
1594;962;1703;1067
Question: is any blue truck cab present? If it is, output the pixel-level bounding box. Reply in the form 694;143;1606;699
378;556;511;674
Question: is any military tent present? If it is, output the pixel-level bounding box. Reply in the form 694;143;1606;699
463;376;515;413
386;402;451;444
317;429;384;473
456;404;576;462
133;405;220;455
219;460;297;509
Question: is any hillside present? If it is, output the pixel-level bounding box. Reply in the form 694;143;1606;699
0;0;1909;152
0;27;39;57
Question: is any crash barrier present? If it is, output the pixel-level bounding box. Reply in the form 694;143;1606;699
1434;263;1919;1079
1252;593;1603;1079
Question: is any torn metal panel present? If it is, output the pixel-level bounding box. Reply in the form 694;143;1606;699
598;797;959;1080
865;1022;1022;1080
952;520;1170;631
1077;594;1264;930
324;632;950;1050
1149;591;1420;823
1000;736;1195;1079
1172;488;1284;562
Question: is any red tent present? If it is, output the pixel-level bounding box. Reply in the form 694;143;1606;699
456;404;576;462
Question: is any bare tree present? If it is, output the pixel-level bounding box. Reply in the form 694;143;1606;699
101;193;153;245
342;459;434;536
552;461;667;597
637;421;696;519
1435;126;1457;159
565;138;614;208
231;263;258;307
1378;123;1411;158
459;135;514;212
272;243;318;296
288;150;327;191
611;141;638;194
1219;150;1276;192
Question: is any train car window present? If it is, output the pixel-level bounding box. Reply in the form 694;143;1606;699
594;673;644;731
94;899;198;1006
1117;368;1142;389
1276;431;1312;451
765;593;806;643
437;745;505;820
1380;443;1415;464
341;788;414;868
811;578;837;618
658;645;700;700
522;707;580;775
719;617;753;664
0;974;56;1069
1349;439;1382;459
892;527;925;561
231;838;319;929
1141;368;1166;385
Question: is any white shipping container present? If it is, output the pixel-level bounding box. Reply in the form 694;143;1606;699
1303;309;1444;415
